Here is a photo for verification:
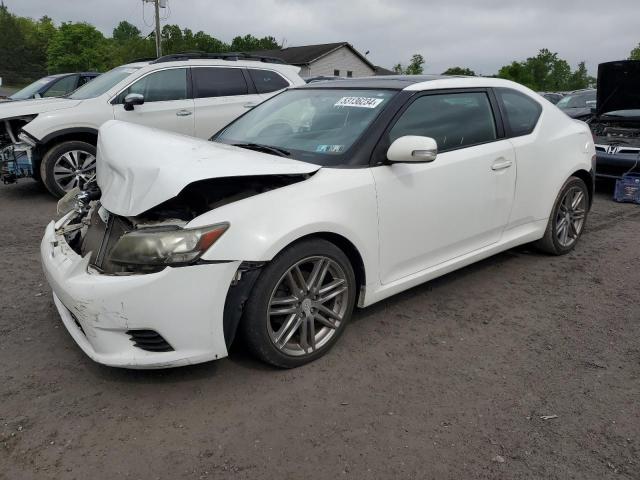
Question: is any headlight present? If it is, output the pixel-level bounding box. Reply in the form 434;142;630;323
17;131;37;147
56;186;81;216
108;223;229;266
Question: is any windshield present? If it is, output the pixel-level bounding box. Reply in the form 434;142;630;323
557;91;596;109
9;77;54;100
68;66;141;100
215;88;396;165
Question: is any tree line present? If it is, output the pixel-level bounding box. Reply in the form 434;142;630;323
0;4;279;85
393;42;640;92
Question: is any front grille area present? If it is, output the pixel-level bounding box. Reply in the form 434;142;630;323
126;329;174;352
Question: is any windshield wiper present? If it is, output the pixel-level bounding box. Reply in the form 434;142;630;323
232;143;291;157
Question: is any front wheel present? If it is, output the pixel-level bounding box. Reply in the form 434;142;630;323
241;239;357;368
534;176;589;255
40;140;97;198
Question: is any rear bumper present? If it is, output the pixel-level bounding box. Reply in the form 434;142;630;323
41;220;240;369
595;151;640;179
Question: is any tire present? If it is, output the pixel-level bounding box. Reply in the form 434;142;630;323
40;140;97;198
241;238;357;368
534;176;589;255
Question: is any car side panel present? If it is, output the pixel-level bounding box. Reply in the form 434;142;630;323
21;97;115;142
506;108;594;231
190;168;380;295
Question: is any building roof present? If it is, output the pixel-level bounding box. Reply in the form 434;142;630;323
253;42;376;70
373;65;396;76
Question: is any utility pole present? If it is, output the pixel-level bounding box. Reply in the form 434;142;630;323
154;0;162;57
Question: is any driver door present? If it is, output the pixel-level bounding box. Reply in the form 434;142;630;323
113;67;194;136
372;90;516;284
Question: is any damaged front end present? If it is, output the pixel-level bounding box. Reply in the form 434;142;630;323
0;116;37;184
57;174;309;275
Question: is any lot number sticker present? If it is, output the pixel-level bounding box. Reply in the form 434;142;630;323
334;96;384;108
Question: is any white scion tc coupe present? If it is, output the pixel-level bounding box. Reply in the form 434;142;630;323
41;75;595;369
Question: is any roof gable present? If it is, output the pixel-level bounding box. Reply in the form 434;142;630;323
253;42;375;70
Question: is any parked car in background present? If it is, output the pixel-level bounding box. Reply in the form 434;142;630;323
538;92;564;104
589;60;640;178
3;72;100;101
0;53;304;196
556;89;596;120
42;75;594;369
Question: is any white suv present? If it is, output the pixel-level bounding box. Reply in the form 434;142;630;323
0;53;304;197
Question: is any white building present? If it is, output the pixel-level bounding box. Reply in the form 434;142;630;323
256;42;393;78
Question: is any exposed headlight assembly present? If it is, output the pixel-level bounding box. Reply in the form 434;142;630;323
109;223;229;266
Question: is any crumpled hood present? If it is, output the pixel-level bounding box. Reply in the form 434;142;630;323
597;60;640;115
0;97;81;119
97;120;321;217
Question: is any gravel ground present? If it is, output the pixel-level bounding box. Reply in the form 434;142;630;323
1;179;639;479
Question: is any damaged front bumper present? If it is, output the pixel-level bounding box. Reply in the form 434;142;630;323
41;215;241;369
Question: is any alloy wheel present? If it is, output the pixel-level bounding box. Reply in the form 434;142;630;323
267;255;350;357
52;149;96;192
555;186;587;248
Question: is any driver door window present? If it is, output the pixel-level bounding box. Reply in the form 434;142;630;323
113;68;194;136
389;92;497;151
117;68;188;103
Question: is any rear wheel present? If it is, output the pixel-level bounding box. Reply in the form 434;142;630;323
40;140;97;198
535;176;589;255
241;239;356;368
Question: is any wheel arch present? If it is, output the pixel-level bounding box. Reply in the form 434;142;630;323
570;168;594;208
37;128;99;158
222;231;367;350
290;232;367;303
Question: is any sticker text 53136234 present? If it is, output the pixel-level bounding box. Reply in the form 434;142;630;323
334;96;384;108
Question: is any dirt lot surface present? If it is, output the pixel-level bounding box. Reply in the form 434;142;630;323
1;180;639;479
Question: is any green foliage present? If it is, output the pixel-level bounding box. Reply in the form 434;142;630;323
442;67;476;76
47;22;111;73
230;34;279;51
393;54;425;75
112;21;141;42
0;3;283;87
630;43;640;60
497;49;592;91
0;5;45;84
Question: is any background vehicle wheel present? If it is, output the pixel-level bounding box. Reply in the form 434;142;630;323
241;238;357;368
40;140;97;198
534;176;589;255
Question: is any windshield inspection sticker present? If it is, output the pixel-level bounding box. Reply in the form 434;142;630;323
316;144;345;153
334;96;384;108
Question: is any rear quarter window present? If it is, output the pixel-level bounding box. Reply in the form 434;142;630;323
496;88;542;137
248;69;290;94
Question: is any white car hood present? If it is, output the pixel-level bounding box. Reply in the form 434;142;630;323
0;97;81;119
97;120;321;217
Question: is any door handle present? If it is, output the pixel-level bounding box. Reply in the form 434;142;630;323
491;159;513;171
244;103;258;109
176;109;193;117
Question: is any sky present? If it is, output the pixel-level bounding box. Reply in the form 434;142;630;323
5;0;640;75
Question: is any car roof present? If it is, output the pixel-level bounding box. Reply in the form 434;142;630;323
298;75;452;90
295;75;529;92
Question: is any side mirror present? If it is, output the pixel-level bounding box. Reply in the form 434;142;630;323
34;93;42;99
387;135;438;163
123;93;145;111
